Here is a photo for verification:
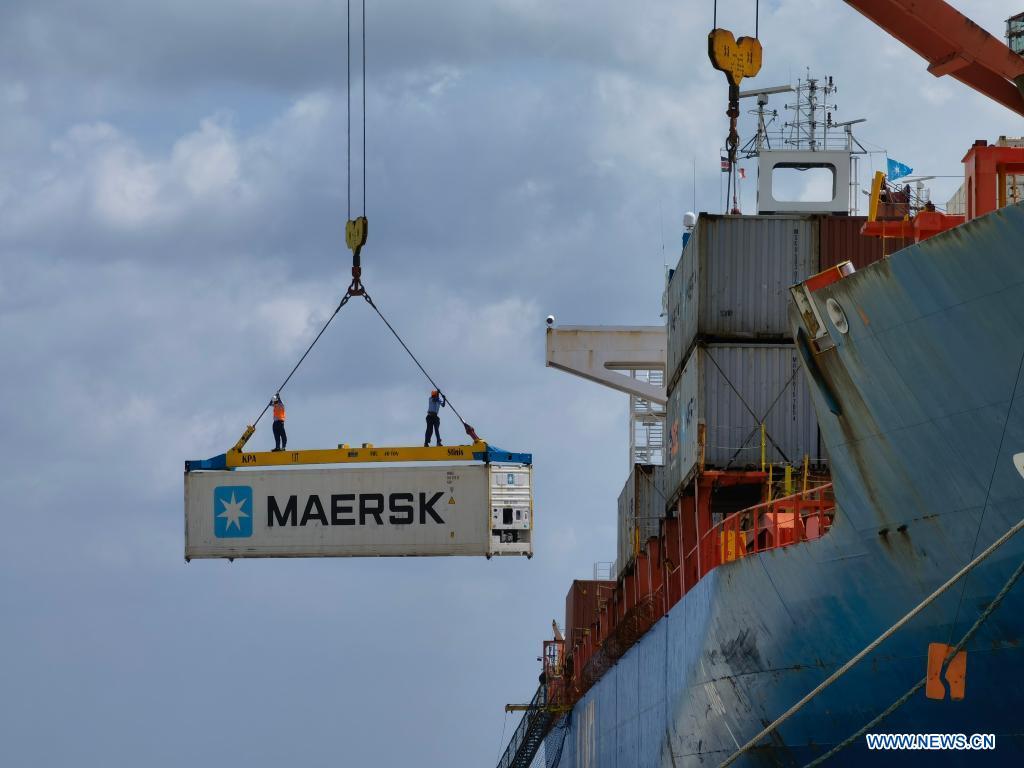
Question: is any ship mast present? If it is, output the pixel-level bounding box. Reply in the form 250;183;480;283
750;72;866;216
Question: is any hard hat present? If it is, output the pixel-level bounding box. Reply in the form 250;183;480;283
272;394;280;403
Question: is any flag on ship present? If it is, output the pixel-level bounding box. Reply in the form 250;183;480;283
887;157;913;181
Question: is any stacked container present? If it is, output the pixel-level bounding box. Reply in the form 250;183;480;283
666;215;819;388
616;464;665;576
664;214;824;500
664;344;821;495
817;215;911;270
564;580;614;648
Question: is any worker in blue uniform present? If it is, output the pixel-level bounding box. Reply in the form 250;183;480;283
271;394;287;451
424;390;446;447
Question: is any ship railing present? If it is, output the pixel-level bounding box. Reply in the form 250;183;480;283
573;593;658;698
562;563;668;709
556;484;835;714
698;483;835;578
542;639;566;706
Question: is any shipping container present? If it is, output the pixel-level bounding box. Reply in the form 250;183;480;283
666;214;819;388
664;344;822;500
565;580;615;648
817;215;911;271
184;463;532;559
616;464;665;577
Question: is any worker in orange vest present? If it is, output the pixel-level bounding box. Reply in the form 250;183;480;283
271;394;287;452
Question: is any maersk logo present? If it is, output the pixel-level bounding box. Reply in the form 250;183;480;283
214;486;253;538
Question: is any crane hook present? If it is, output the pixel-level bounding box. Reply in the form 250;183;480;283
345;216;369;295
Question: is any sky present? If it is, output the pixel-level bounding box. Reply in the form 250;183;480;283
2;1;1022;766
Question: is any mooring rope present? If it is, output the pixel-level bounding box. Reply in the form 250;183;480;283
719;513;1024;767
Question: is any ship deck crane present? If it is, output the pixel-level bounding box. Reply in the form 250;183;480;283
844;0;1024;117
849;1;1024;243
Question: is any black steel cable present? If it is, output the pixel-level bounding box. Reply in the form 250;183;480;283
946;346;1024;644
362;0;366;216
721;513;1024;767
362;293;471;429
346;0;351;220
801;555;1024;767
250;293;354;430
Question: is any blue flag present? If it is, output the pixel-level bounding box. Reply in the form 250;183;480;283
887;157;913;181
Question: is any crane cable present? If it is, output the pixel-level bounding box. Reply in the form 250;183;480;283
801;554;1024;767
233;1;479;450
241;284;478;446
362;0;366;217
247;291;356;433
717;511;1024;767
363;293;476;435
714;0;761;214
347;0;367;221
712;1;760;38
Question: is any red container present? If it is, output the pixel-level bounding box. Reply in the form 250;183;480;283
565;580;614;648
818;215;911;271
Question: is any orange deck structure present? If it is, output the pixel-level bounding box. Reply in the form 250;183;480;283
543;476;835;711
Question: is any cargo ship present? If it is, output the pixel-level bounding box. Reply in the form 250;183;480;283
498;4;1024;766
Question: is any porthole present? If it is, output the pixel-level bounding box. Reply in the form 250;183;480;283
826;298;849;334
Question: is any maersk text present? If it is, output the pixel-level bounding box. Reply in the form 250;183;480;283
267;492;446;527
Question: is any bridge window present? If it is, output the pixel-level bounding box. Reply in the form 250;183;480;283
771;163;836;202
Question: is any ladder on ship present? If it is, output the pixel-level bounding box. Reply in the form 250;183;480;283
496;684;560;768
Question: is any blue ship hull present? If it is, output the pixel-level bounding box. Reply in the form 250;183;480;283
548;204;1024;767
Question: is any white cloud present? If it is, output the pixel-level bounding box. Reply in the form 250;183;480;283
592;70;721;179
171;117;242;197
93;143;167;226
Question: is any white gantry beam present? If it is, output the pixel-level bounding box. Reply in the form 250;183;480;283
545;325;667;405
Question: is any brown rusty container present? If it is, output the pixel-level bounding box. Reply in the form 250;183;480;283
817;215;912;271
565;579;614;648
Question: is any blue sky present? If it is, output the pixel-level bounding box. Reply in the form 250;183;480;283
2;1;1021;765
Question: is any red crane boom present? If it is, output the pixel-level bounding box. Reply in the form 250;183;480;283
844;0;1024;116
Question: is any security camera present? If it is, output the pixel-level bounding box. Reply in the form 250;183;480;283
545;314;555;326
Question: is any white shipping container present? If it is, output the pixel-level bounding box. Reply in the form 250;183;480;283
666;215;819;388
665;344;822;499
185;464;532;559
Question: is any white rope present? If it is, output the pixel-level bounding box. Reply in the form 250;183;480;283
719;513;1024;768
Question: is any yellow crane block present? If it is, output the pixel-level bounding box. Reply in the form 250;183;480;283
707;28;763;87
